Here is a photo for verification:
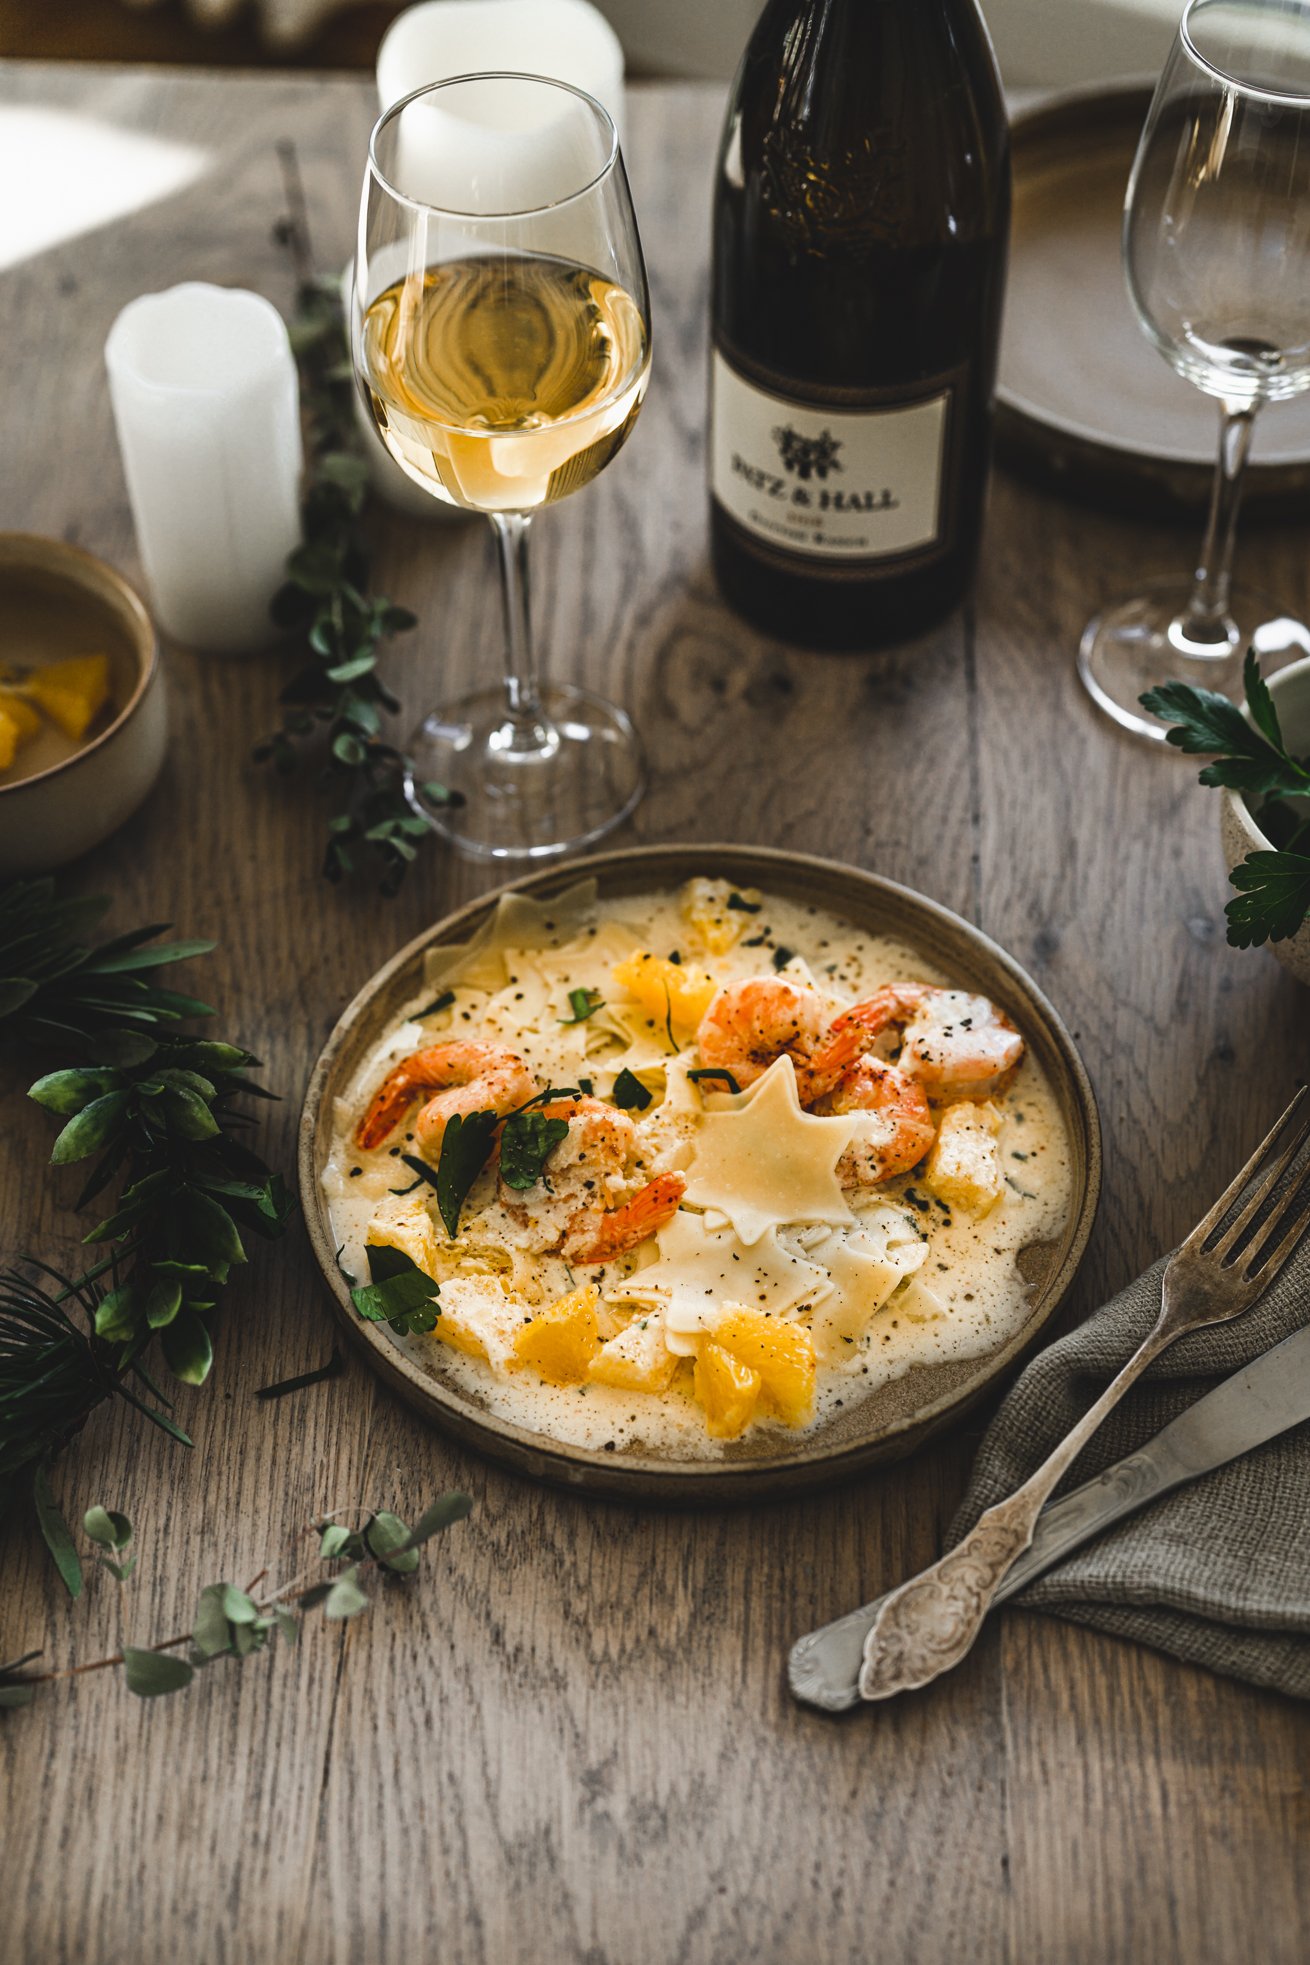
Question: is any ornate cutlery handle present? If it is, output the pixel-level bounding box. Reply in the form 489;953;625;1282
857;1490;1044;1700
858;1328;1168;1701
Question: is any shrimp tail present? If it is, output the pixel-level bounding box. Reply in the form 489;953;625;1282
354;1065;420;1150
567;1174;687;1265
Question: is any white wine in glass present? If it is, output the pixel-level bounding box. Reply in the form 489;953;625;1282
356;75;651;858
1080;0;1310;741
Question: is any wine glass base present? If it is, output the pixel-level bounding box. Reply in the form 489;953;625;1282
408;683;645;862
1078;580;1310;743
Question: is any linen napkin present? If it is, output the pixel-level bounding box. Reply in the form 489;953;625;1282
947;1241;1310;1699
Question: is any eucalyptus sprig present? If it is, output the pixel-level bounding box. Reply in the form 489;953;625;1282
28;1029;290;1386
0;878;289;1575
0;1491;471;1708
257;157;459;895
3;883;292;1386
1142;650;1310;947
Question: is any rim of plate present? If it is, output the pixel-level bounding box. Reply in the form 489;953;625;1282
0;532;158;798
299;845;1102;1496
1000;79;1310;475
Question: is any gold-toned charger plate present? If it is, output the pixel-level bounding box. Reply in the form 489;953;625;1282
997;82;1310;516
299;845;1101;1501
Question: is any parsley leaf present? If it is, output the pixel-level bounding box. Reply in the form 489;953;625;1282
559;987;604;1024
611;1067;653;1111
727;892;761;913
418;990;455;1018
1224;850;1310;946
351;1245;440;1334
1243;647;1285;751
772;945;796;970
433;1109;501;1237
1139;676;1310;797
499;1110;570;1190
1142;652;1310;945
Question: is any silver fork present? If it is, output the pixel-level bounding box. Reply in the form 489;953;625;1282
794;1086;1310;1709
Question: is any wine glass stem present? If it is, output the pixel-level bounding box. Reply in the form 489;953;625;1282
490;510;555;754
1182;401;1256;636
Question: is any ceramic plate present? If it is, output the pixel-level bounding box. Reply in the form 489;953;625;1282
299;846;1101;1500
997;82;1310;515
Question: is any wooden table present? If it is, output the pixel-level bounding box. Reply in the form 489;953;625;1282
1;62;1308;1965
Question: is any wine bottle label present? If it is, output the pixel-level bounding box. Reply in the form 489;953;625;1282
709;351;958;571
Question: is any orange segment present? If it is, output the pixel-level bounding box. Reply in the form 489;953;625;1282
713;1307;816;1427
513;1283;601;1385
611;950;717;1037
588;1314;680;1393
25;654;110;741
0;689;41;745
694;1340;762;1439
0;702;22;770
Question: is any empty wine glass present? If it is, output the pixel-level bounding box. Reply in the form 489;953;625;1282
1079;0;1310;741
355;74;651;858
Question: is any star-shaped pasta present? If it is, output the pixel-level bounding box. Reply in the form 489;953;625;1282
681;1056;857;1245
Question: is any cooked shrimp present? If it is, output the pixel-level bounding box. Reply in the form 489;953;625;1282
498;1094;685;1264
566;1174;686;1264
813;1058;937;1189
354;1040;538;1153
696;977;855;1101
826;984;1024;1102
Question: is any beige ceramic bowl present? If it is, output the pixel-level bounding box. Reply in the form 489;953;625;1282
1220;654;1310;986
300;845;1102;1502
0;534;166;876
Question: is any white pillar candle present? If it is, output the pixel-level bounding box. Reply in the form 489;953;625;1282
105;283;302;655
377;1;625;140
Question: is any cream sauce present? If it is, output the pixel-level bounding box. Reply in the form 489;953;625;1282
324;881;1073;1457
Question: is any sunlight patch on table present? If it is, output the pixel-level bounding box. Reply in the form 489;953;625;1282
0;109;208;272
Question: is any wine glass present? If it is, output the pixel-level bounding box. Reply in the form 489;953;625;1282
355;74;651;858
1079;0;1310;741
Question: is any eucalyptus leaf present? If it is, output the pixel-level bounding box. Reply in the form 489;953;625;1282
122;1647;195;1697
402;1491;473;1549
86;938;215;974
27;1066;120;1114
83;1506;132;1551
179;1190;247;1267
319;1522;351;1560
365;1511;420;1574
145;1277;183;1329
323;1566;369;1620
221;1584;259;1625
161;1310;214;1386
192;1583;234;1659
50;1090;129;1164
163;1086;221;1141
33;1462;82;1599
94;1284;138;1344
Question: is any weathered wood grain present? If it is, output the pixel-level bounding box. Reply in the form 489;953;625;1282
0;63;1306;1965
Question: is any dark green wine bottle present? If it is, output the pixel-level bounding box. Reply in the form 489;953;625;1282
709;0;1010;649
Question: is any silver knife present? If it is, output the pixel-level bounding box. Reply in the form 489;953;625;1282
789;1319;1310;1713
